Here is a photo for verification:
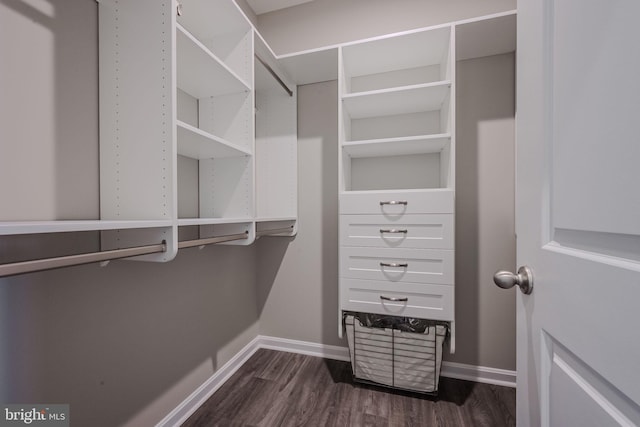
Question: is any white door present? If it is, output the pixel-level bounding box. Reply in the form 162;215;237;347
513;0;640;425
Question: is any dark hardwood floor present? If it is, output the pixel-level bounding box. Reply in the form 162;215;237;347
182;349;515;427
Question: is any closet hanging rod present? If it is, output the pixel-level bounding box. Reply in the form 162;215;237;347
178;232;249;249
0;242;167;278
255;226;294;237
255;54;294;97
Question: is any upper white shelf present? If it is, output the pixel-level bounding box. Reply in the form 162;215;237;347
343;134;451;158
176;24;250;99
177;0;251;43
177;120;251;159
0;220;173;236
342;27;451;80
342;81;450;119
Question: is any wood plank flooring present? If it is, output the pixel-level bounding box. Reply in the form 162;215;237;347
182;349;516;427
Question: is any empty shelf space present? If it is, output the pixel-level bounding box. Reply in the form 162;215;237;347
343;134;451;158
342;27;451;95
177;120;251;159
342;81;450;119
176;24;250;99
0;220;173;235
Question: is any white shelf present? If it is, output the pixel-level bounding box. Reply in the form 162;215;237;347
342;188;454;195
177;120;251;159
0;220;173;235
176;24;250;99
342;81;450;119
278;47;339;85
177;217;253;227
342;27;451;79
343;134;451;158
177;0;251;43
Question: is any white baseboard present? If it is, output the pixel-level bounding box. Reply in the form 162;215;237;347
441;361;516;388
155;337;261;427
258;335;351;362
156;336;515;426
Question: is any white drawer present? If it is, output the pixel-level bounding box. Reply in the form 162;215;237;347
340;278;454;321
340;214;453;249
340;189;454;215
340;247;454;285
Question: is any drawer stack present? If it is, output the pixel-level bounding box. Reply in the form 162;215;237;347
339;190;455;323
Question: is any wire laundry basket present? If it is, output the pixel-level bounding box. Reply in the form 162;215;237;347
344;313;449;394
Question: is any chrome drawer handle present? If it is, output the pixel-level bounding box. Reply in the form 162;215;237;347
379;200;408;206
380;295;408;302
379;229;408;234
380;262;408;268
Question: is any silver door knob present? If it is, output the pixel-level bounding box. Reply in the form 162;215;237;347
493;266;533;295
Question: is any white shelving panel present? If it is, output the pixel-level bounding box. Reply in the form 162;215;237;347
254;34;298;236
98;0;177;261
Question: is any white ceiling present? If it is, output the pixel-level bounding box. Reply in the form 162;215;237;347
246;0;316;15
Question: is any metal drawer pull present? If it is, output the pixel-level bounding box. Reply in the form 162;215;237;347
380;262;408;268
379;229;408;234
380;295;409;302
379;200;408;206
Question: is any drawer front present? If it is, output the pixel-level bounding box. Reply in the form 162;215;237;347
340;214;453;249
340;278;454;321
340;190;454;215
340;247;454;285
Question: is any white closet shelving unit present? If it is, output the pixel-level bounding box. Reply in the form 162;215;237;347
337;25;457;348
98;0;257;259
0;0;299;275
101;0;298;251
174;0;255;245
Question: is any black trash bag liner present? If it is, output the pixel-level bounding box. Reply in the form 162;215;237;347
352;312;432;334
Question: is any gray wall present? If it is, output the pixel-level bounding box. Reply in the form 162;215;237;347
255;0;516;55
451;53;516;369
0;1;259;426
257;81;342;347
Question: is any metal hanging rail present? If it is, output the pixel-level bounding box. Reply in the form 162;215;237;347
255;54;294;97
178;232;249;249
0;242;167;278
255;226;294;237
